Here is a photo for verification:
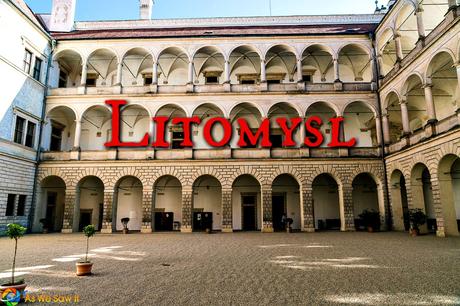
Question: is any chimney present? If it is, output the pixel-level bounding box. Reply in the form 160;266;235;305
49;0;77;32
140;0;154;20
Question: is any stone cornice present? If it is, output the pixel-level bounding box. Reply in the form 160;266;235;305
74;14;384;31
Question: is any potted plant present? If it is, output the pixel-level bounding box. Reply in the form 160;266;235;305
121;218;130;234
409;208;426;237
358;209;381;232
39;218;50;234
1;224;27;304
76;225;96;276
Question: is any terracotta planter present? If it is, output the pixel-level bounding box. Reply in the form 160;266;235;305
0;282;27;303
367;226;374;233
410;228;419;237
76;262;93;276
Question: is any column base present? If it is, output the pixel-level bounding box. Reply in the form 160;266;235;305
260;81;268;92
261;227;274;233
181;228;193;233
77;86;86;95
302;228;316;233
334;81;343;91
222;228;233;233
61;229;73;234
223;82;231;92
436;230;446;238
297;81;305;91
186;83;194;93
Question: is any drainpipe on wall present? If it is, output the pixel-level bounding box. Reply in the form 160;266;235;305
28;39;56;233
370;32;393;231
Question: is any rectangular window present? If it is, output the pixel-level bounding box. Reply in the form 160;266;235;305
23;50;32;74
205;76;219;84
171;131;184;149
17;195;26;216
59;70;68;88
302;75;312;82
14;116;26;144
6;194;16;216
270;134;284;148
143;74;153;85
25;122;36;148
241;79;255;85
267;79;281;84
86;74;97;87
50;124;64;151
33;58;43;81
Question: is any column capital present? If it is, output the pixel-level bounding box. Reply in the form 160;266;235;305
422;83;433;89
399;98;408;105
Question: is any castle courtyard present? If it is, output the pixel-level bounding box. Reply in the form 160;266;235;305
1;232;459;305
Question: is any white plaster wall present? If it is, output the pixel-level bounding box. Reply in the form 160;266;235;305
232;176;261;230
154;177;182;226
272;175;301;230
116;186;143;231
193;176;222;230
313;176;340;228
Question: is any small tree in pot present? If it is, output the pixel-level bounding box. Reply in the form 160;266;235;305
358;209;381;232
1;224;27;303
121;218;130;234
76;225;96;276
409;209;426;237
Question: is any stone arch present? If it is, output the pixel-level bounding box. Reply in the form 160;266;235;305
437;153;460;236
266;168;303;187
301;44;335;83
87;48;120;85
35;175;67;233
229;169;264;187
189;169;226;189
113;175;144;232
109;169;148;190
343;101;379;147
75;175;105;232
229;101;265;119
311;172;343;231
152;174;183;232
389;168;410;231
410;162;436;233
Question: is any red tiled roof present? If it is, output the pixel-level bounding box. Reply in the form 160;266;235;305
51;23;377;40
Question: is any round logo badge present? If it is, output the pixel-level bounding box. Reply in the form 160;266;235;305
1;288;20;306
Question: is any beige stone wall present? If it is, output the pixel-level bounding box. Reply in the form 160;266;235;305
385;129;460;237
0;153;36;231
35;158;387;234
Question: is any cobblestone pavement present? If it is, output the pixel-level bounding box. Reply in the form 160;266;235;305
1;232;459;305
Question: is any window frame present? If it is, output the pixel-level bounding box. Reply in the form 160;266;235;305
33;57;43;81
5;194;16;217
17;195;27;217
12;108;40;149
23;49;33;74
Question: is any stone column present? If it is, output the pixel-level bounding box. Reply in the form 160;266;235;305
116;62;123;85
73;120;82;150
333;58;340;82
80;62;88;86
339;184;355;232
101;190;114;233
377;54;384;78
188;61;194;84
62;188;76;233
261;187;273;232
260;59;267;82
454;63;460;94
141;188;153;233
394;33;404;62
382;113;391;144
375;115;383;146
416;6;426;40
152;61;158;84
222;188;233;232
301;185;315;232
400;99;411;135
181;187;193;232
423;84;437;123
296;58;303;82
224;60;230;83
429;174;447;238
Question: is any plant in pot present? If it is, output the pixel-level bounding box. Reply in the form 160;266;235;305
121;218;130;234
408;208;426;237
1;224;27;304
358;209;381;232
39;218;50;234
76;225;96;276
